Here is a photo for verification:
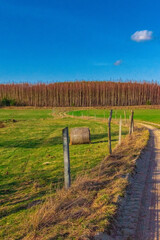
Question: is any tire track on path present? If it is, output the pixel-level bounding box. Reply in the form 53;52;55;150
135;124;160;240
95;124;160;240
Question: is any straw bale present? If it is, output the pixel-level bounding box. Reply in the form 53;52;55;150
70;127;90;145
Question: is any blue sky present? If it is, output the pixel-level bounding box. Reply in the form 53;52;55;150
0;0;160;83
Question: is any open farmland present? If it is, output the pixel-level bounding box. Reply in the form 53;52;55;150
1;0;160;238
0;108;130;239
68;107;160;124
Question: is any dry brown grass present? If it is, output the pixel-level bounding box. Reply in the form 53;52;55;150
23;127;149;240
0;121;5;128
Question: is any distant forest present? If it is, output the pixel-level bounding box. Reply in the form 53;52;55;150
0;81;159;107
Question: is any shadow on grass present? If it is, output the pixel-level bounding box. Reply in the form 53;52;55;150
90;131;127;144
0;136;62;148
0;130;128;148
0;190;47;219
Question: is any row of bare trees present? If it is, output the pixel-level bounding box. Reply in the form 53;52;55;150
0;81;160;107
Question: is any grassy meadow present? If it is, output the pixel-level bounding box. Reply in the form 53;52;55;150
0;106;158;239
68;107;160;124
0;108;129;239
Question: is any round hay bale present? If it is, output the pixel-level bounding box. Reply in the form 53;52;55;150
70;127;90;145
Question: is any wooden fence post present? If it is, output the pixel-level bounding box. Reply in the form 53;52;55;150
131;110;134;133
124;110;126;124
129;115;131;135
108;110;112;154
62;127;71;190
129;110;134;135
119;115;122;145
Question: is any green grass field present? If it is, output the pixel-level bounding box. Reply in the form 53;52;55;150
68;108;160;124
0;108;129;239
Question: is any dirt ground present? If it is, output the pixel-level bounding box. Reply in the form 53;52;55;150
95;124;160;240
135;124;160;240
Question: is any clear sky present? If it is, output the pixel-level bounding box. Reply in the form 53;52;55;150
0;0;160;83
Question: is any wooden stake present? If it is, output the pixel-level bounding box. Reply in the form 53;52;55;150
119;115;122;144
131;110;134;133
124;110;126;124
129;115;131;135
108;110;112;154
129;110;134;135
62;127;71;190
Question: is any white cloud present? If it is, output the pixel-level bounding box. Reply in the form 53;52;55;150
114;60;122;66
131;30;153;42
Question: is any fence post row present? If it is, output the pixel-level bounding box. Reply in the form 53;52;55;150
129;110;134;135
108;110;112;154
62;110;134;189
119;115;122;145
62;127;71;190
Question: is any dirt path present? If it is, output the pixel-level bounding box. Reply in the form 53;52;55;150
139;121;160;128
135;124;160;240
121;124;160;240
95;124;160;240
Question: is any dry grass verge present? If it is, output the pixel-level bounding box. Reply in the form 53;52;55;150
23;127;149;240
0;121;5;128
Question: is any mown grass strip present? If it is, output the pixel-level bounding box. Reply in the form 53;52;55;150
68;108;160;124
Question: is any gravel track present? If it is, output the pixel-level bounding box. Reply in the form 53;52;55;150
135;125;160;240
95;124;160;240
